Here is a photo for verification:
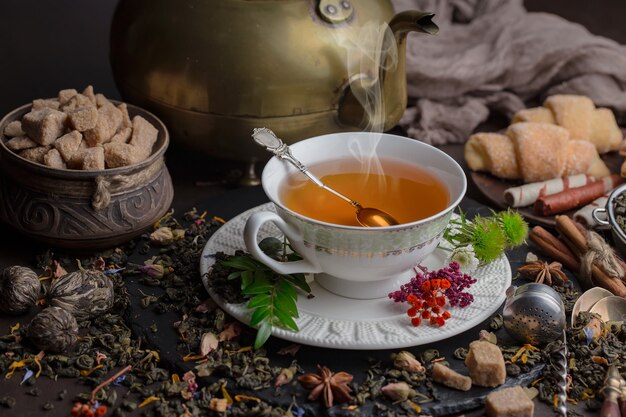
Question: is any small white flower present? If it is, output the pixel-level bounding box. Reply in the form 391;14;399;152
447;244;479;274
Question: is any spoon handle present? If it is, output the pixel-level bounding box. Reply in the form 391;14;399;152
252;128;360;208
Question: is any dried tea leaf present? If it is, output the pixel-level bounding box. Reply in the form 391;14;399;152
277;344;301;356
199;332;219;356
218;322;242;342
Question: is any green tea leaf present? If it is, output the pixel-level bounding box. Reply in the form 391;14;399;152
227;271;241;281
275;292;298;317
221;256;262;270
241;270;254;289
249;306;271;328
247;294;271;309
242;273;273;294
254;321;272;349
278;279;297;300
273;308;299;332
283;274;311;294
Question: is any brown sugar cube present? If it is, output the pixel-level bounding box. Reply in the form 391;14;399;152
485;386;534;417
21;109;68;145
83;122;106;147
109;127;132;144
3;120;24;137
32;99;60;111
79;139;89;150
83;105;122;147
95;93;112;108
20;146;50;164
67;106;98;132
58;88;78;105
117;103;132;129
464;340;506;387
61;94;95;112
129;115;158;159
103;142;140;168
43;148;66;169
69;147;105;170
101;104;123;134
82;85;96;105
6;136;38;151
432;363;472;391
54;131;83;161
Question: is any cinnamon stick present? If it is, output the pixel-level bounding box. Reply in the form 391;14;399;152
574;220;626;272
529;226;579;271
555;215;588;254
555;215;626;296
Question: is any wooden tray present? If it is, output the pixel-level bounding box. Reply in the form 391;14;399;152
471;152;623;228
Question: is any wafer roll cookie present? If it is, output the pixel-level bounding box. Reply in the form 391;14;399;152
506;122;569;183
511;107;555;124
574;195;608;228
464;133;520;179
504;174;593;208
544;95;594;141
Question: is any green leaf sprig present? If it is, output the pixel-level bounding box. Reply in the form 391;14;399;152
443;209;528;263
219;237;312;349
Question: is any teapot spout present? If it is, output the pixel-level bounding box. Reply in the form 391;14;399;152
390;11;438;37
337;11;438;131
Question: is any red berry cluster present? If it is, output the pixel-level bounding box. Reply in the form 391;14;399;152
71;403;107;417
406;278;452;327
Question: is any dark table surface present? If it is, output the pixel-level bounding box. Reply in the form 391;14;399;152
1;1;625;416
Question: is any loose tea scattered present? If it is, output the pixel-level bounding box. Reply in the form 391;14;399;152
614;192;626;234
0;266;41;314
26;306;79;352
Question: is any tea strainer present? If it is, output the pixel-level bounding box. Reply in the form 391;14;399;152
502;283;566;345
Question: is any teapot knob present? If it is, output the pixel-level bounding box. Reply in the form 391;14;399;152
318;0;353;24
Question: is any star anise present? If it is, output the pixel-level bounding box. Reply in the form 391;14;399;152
297;365;353;408
518;260;568;285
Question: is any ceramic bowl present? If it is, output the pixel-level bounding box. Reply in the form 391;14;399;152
0;102;174;250
592;183;626;258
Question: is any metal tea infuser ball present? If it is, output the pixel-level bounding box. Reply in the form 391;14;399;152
503;282;568;416
503;282;566;345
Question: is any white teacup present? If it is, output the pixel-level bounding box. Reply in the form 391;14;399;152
244;132;466;299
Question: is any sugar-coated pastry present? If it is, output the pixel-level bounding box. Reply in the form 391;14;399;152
465;133;520;180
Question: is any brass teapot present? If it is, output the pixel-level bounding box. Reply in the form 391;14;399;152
110;0;438;164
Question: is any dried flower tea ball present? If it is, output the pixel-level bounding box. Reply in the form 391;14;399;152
27;306;78;352
0;266;41;314
47;270;114;320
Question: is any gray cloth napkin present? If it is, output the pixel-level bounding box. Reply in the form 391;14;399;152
392;0;626;145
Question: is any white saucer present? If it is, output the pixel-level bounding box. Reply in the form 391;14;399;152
200;203;512;350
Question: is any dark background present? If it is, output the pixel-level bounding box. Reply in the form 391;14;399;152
0;1;624;416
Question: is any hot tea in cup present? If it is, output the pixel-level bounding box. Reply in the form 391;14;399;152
244;132;466;299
